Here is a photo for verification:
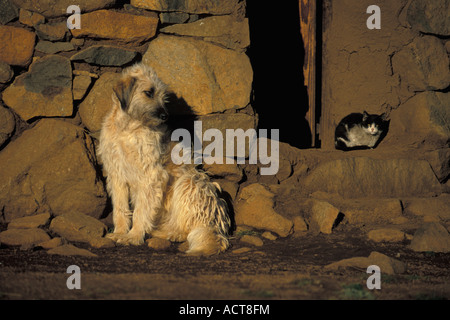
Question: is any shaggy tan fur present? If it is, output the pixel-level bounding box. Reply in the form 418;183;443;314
97;63;230;255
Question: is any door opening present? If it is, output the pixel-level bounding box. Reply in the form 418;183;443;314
246;0;314;149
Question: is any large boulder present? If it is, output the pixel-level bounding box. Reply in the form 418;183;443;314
0;228;50;247
303;157;442;198
0;25;35;67
49;212;107;243
409;222;450;253
143;35;253;115
70;45;139;66
161;15;250;51
392;36;450;92
0;0;18;24
2;55;73;121
234;183;293;237
388;91;450;148
70;10;158;44
131;0;242;14
0;119;107;222
325;251;406;275
78;72;121;133
407;0;450;36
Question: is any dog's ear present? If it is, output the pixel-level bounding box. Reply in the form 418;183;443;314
113;76;137;111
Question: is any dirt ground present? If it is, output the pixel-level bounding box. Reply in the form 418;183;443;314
0;223;449;301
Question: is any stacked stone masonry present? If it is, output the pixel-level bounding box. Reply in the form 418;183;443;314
0;0;449;255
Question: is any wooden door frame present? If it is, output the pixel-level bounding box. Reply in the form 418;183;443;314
299;0;317;147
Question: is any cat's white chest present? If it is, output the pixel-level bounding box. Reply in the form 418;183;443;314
345;125;379;148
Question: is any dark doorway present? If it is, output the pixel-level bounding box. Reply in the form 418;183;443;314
246;0;312;149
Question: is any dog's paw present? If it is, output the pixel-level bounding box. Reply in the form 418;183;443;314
115;233;145;246
106;232;126;242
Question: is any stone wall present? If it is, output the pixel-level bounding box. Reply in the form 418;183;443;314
0;0;253;225
321;0;450;150
0;0;449;254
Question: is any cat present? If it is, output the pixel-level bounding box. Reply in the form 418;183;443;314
335;111;388;150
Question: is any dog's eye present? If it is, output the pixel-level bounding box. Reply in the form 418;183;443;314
144;88;155;98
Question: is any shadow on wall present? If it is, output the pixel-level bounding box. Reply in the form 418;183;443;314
246;0;311;149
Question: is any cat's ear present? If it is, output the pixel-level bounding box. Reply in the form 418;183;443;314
380;112;390;121
362;111;369;121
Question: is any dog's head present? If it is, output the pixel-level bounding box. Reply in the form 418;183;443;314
113;63;169;127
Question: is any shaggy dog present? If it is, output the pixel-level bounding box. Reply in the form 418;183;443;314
97;63;230;255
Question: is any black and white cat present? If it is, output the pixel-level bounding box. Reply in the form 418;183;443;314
335;111;388;150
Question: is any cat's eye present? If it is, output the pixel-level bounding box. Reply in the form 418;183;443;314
145;88;155;98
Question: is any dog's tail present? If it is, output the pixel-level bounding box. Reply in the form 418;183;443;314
170;166;231;255
186;226;229;256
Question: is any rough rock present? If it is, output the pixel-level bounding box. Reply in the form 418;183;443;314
392;36;450;92
7;213;50;229
203;162;243;183
72;75;92;100
0;104;15;147
159;12;190;24
11;0;116;18
407;0;450;36
143;35;253;115
325;251;406;275
0;60;13;83
232;247;252;254
0;119;107;222
38;237;63;249
336;198;403;225
305;199;341;234
234;183;293;237
0;25;35;66
409;222;450;253
275;159;293;183
389;91;450;148
147;237;171;250
0;0;18;24
240;235;263;247
2;55;73;121
70;45;139;66
131;0;242;14
71;10;158;44
303;157;442;198
49;212;107;244
403;195;450;221
78;72;121;132
195;113;258;159
18;8;45;26
367;228;409;243
424;148;450;183
88;236;116;248
47;244;97;257
292;216;308;234
161;15;250;51
261;231;277;241
35;41;75;54
35;21;68;41
0;228;50;247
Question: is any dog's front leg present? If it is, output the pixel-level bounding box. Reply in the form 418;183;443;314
106;177;132;242
117;181;163;246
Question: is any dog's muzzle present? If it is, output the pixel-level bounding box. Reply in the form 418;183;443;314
158;108;169;122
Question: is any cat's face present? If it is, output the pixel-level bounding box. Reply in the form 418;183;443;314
362;112;385;136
